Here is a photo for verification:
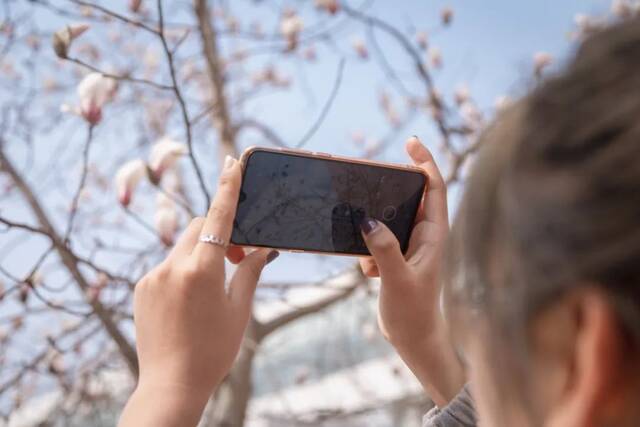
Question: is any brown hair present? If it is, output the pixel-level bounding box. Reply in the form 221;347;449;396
444;16;640;420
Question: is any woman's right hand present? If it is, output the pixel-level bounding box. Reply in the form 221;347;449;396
359;136;465;407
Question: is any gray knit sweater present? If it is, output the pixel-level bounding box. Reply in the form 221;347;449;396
422;384;477;427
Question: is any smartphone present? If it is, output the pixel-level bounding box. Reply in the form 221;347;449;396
231;147;427;256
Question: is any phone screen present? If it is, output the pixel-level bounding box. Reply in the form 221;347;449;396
231;149;426;255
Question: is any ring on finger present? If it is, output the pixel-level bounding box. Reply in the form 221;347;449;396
198;234;228;248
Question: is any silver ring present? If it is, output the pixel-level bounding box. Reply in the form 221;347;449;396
199;234;228;248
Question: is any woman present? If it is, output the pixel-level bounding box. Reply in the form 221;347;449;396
119;18;640;427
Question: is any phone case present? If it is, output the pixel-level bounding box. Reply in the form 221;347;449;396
233;146;429;257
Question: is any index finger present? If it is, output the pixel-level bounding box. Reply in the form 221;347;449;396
406;136;449;227
193;155;242;263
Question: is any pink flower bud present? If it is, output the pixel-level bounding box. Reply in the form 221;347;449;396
302;46;317;61
129;0;143;13
352;37;368;59
441;7;454;26
494;95;513;112
415;31;428;50
428;47;442;68
76;72;117;124
115;159;147;207
315;0;340;14
148;137;188;180
611;0;633;18
155;203;179;246
280;10;304;52
52;23;90;59
533;51;553;77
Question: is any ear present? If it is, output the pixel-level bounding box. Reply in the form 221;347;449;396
546;288;627;427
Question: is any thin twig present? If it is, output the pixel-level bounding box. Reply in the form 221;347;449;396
68;0;158;34
157;0;210;208
295;58;346;148
64;124;94;243
65;57;173;91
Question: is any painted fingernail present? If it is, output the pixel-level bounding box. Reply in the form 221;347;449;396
360;217;378;235
224;155;235;170
266;250;280;264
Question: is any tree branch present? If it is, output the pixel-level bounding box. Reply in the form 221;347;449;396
157;0;211;208
194;0;237;160
256;273;363;340
0;148;139;377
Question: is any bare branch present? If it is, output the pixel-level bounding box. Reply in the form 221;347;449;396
256;273;363;339
194;0;237;160
0;148;139;377
295;58;346;149
157;0;211;208
65;57;174;91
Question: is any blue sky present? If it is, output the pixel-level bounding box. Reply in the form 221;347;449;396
3;0;614;285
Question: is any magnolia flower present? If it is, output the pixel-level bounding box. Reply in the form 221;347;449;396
533;52;553;77
62;72;118;125
415;31;428;50
52;23;89;58
149;137;188;180
454;84;470;106
460;102;483;128
162;166;183;193
251;66;291;88
302;45;317;61
280;10;304;51
315;0;340;14
428;47;443;68
494;95;513;112
441;7;454;25
115;159;147;207
155;202;179;246
611;0;633;18
352;37;368;59
129;0;143;13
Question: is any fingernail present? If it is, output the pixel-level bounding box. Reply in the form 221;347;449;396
224;155;235;170
360;217;378;235
266;250;279;264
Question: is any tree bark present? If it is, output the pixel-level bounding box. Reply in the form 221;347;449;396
194;0;237;160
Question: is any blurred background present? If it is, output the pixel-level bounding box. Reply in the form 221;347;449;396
0;0;631;425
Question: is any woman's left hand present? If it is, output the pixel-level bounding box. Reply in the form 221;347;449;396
119;155;278;427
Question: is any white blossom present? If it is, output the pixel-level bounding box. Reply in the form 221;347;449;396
428;47;443;68
494;95;513;112
148;137;188;179
115;159;147;207
611;0;633;18
280;10;304;51
352;37;368;59
533;51;553;77
76;72;117;124
155;201;179;245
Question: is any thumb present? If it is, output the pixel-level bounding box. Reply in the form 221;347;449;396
360;218;411;285
229;249;279;311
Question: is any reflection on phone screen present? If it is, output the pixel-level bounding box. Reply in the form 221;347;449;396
232;151;425;255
